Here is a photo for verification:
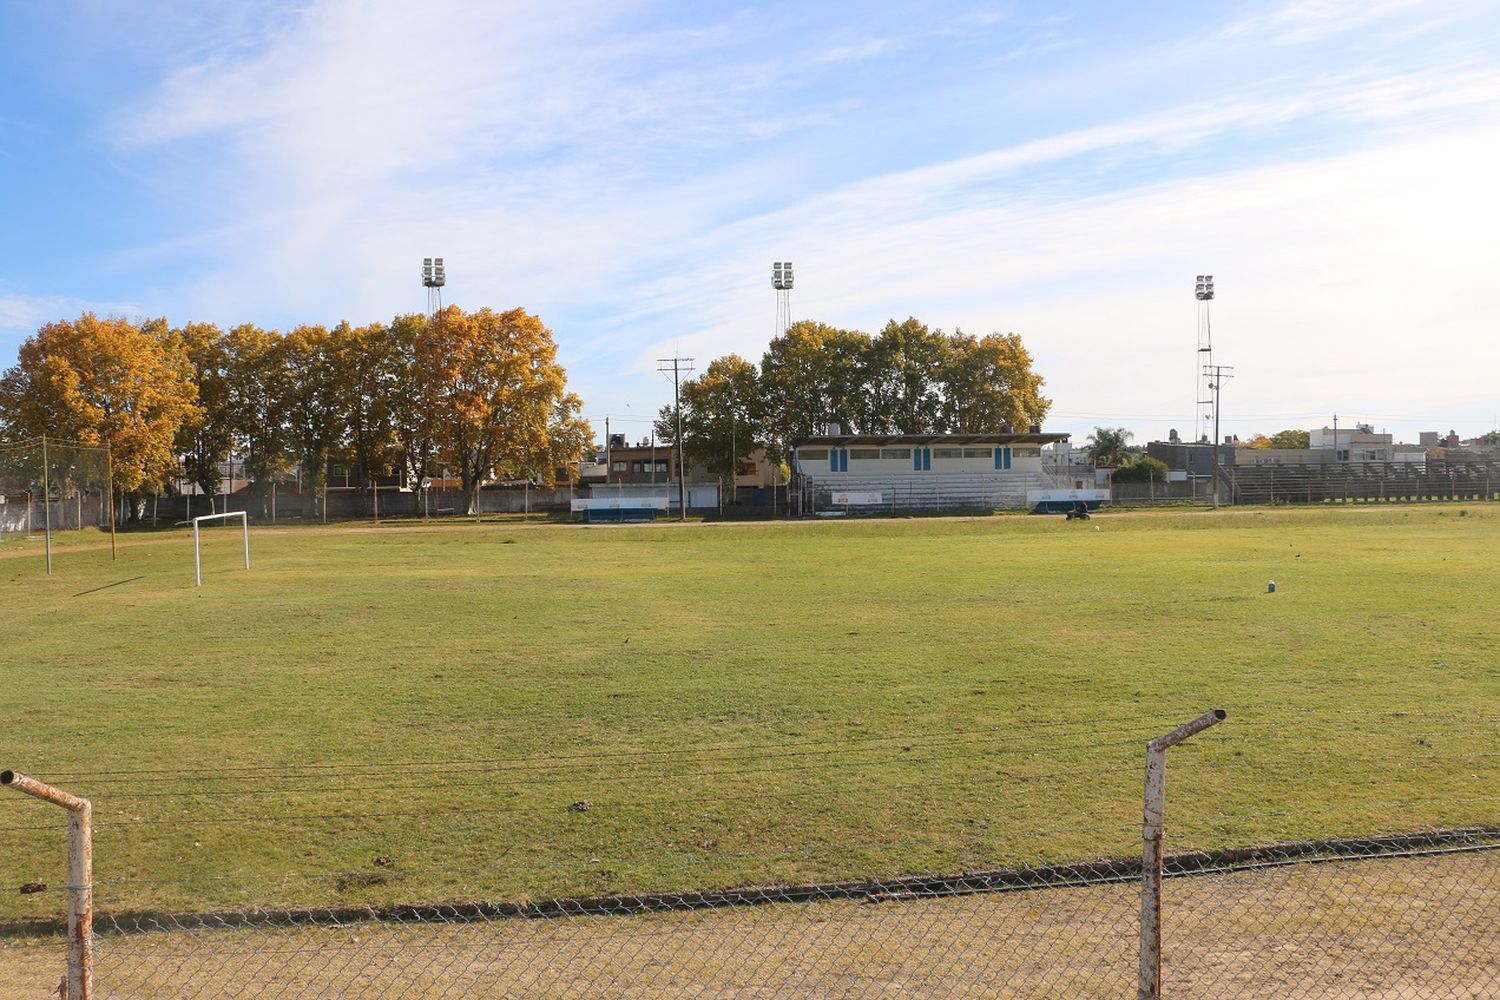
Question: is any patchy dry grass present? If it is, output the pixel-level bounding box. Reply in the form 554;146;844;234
1;506;1497;920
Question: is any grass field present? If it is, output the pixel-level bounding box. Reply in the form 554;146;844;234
2;506;1498;921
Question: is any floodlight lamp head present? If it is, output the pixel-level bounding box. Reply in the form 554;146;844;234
1195;274;1214;300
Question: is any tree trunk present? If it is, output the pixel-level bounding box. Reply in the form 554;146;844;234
463;482;481;516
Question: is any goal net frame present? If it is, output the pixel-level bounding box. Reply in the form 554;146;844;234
193;511;249;587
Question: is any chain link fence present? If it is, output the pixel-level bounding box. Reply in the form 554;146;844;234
0;437;114;571
3;832;1492;998
3;710;1497;998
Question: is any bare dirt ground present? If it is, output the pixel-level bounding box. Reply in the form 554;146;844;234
2;852;1494;999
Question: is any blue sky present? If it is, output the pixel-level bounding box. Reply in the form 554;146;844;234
2;1;1498;446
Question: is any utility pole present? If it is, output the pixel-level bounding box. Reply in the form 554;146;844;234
658;356;695;519
1203;365;1234;509
605;416;611;485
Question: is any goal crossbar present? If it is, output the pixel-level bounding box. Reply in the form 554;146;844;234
193;511;249;587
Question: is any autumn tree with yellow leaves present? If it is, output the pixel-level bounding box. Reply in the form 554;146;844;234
0;313;198;520
420;306;591;514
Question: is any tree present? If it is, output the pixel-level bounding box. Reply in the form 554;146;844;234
1269;429;1311;450
864;317;950;434
385;313;443;493
654;354;762;482
224;323;292;506
1243;434;1273;449
940;331;1051;433
423;305;584;515
1086;427;1133;467
758;321;868;458
282;325;342;511
1111;456;1170;483
171;322;234;500
0;313;199;519
328;321;397;487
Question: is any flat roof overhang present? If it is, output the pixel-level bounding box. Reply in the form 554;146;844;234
792;432;1069;447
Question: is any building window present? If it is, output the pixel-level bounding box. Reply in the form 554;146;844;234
611;461;627;472
849;448;881;460
881;448;912;459
962;448;992;458
654;461;669;474
1012;447;1040;458
933;448;963;459
799;449;828;461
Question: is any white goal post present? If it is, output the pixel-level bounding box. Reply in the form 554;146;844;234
193;511;249;587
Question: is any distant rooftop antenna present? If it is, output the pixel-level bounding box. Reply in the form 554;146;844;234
422;256;447;315
1194;274;1214;444
772;261;794;338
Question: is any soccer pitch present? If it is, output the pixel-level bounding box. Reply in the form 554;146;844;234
2;507;1498;918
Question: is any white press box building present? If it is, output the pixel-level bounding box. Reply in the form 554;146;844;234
791;430;1108;514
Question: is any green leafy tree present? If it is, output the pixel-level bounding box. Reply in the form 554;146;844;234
940;331;1051;432
1111;455;1170;483
865;317;951;434
224;323;292;504
655;354;762;481
1086;426;1133;467
1269;429;1310;449
171;322;234;500
759;321;868;457
283;324;343;510
329;321;397;487
385;313;443;492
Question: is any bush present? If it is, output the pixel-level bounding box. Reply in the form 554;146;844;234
1111;457;1170;483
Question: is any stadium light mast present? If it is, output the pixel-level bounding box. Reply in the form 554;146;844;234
773;261;794;338
422;257;447;316
1194;275;1214;445
1203;363;1234;509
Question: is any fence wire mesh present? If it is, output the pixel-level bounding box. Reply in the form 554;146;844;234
0;437;112;543
3;709;1497;998
2;835;1492;999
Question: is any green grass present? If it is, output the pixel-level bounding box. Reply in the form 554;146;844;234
2;506;1498;918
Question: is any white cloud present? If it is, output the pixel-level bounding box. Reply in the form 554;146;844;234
94;0;1500;445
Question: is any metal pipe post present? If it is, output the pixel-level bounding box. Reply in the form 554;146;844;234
1139;709;1226;1000
42;436;52;574
3;770;92;999
106;449;116;560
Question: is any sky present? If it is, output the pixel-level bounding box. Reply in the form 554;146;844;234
2;0;1498;447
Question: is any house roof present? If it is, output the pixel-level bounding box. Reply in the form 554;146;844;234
793;432;1068;447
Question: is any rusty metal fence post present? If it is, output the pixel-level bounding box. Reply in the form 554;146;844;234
3;769;93;999
1138;710;1225;1000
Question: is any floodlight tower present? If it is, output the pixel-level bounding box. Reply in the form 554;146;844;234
1194;274;1215;444
422;257;447;316
772;261;794;338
